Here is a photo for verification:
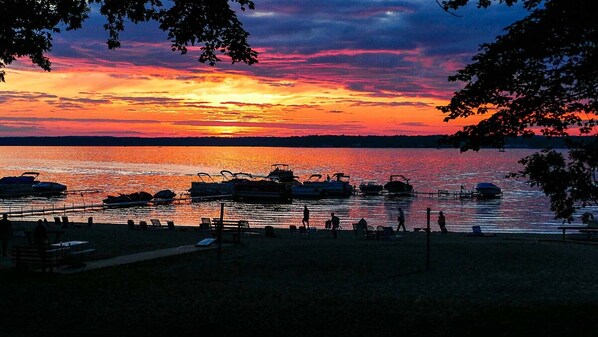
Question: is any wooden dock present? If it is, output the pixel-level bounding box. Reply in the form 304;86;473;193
390;189;478;198
3;202;106;218
2;188;484;218
2;194;233;218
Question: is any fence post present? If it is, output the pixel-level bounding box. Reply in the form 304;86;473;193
426;207;431;271
217;202;224;261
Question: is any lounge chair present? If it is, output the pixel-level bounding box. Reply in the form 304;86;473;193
353;222;375;240
127;219;138;230
166;220;175;230
199;218;212;231
467;225;495;237
61;216;71;228
376;225;397;240
265;225;276;238
366;225;377;239
150;218;163;227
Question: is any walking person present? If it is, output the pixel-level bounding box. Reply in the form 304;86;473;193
302;205;310;228
331;212;340;239
0;213;12;257
397;207;406;232
438;211;448;234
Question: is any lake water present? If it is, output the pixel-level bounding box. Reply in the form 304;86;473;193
0;146;592;233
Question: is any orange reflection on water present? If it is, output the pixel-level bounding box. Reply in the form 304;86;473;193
0;146;572;233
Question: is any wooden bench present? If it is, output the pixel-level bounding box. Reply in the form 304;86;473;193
11;245;64;273
578;228;598;240
211;220;251;243
557;226;588;240
558;220;598;240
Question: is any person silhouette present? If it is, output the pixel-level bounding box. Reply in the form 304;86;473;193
397;207;406;232
438;211;448;234
331;212;340;239
302;205;310;228
0;213;12;257
34;219;48;246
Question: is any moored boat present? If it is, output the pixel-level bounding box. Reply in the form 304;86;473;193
153;189;176;204
291;184;327;199
383;175;413;196
266;163;296;183
233;178;292;203
0;172;68;197
302;173;353;197
474;182;502;198
359;181;383;196
103;191;153;206
0;172;39;196
32;182;67;195
189;172;235;199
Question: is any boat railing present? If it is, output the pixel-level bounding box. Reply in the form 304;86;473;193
196;172;216;183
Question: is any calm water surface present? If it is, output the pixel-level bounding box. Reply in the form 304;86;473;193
1;146;593;233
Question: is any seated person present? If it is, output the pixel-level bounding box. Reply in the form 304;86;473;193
331;213;340;229
33;219;48;246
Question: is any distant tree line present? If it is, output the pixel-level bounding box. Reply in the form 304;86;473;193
0;135;582;148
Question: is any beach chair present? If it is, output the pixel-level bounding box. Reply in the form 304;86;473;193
366;225;377;239
299;225;307;235
150;218;164;228
353;222;374;240
199;218;212;231
265;225;276;238
127;219;139;230
54;217;61;226
239;220;250;229
376;225;397;240
166;220;175;230
467;225;495;237
61;216;71;228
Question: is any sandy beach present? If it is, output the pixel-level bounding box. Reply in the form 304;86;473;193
1;220;598;336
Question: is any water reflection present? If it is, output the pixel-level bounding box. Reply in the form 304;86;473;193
0;146;595;233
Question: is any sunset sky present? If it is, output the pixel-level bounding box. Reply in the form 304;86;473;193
1;0;526;137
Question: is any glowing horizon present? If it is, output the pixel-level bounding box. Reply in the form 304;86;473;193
0;1;527;138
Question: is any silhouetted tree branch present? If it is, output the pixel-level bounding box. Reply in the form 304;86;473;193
438;0;598;222
0;0;258;82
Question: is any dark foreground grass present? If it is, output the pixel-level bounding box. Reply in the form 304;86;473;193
2;227;598;337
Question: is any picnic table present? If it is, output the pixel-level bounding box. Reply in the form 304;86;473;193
11;245;64;272
50;240;95;266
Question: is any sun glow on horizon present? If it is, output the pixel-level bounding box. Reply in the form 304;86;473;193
1;60;464;137
0;0;530;139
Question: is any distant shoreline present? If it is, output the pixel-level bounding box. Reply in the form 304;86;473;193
0;135;577;148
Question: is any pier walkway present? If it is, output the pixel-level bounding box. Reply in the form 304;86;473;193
1;194;232;218
2;188;484;218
